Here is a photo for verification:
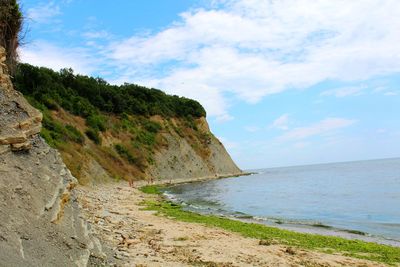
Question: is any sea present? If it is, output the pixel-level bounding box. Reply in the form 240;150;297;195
162;158;400;246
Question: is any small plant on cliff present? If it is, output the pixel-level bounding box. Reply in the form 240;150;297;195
136;130;156;147
114;144;136;164
142;120;162;133
114;143;148;171
85;128;101;145
86;114;106;132
65;125;84;144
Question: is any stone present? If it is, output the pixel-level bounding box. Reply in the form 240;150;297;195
0;133;27;145
14;185;23;191
11;141;32;152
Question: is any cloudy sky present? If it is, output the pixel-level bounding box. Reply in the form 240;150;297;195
19;0;400;169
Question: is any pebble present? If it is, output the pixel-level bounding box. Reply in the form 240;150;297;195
14;185;23;191
114;251;130;259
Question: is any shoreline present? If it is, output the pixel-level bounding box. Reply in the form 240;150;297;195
140;185;400;265
160;188;400;248
135;171;254;187
77;183;398;266
154;172;400;249
237;216;400;248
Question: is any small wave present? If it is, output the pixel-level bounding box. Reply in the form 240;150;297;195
377;222;400;228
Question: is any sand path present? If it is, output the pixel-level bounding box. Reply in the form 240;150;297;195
76;183;386;267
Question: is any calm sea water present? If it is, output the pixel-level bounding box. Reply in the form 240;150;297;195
163;158;400;244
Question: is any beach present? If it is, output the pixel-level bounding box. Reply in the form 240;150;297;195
76;182;389;266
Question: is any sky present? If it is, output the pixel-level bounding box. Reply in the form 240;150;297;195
19;0;400;169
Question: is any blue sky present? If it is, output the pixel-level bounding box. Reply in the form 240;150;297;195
19;0;400;169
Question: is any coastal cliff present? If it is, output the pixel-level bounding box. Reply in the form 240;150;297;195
12;63;242;185
0;47;108;266
148;116;242;182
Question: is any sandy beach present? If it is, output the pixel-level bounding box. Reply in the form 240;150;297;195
76;182;388;267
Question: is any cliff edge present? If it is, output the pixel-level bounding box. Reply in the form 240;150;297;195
0;47;107;266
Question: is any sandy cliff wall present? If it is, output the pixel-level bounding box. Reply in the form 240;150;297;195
0;47;107;266
148;117;242;182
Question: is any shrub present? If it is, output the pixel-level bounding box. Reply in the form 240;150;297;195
136;131;156;147
142;120;161;133
86;114;106;132
85;128;101;144
65;125;84;144
42;96;59;110
40;128;57;148
184;116;198;131
114;144;136;164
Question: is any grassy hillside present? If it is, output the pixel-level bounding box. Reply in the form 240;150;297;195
12;64;214;184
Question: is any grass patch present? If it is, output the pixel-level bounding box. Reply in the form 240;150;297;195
140;186;400;265
139;185;163;195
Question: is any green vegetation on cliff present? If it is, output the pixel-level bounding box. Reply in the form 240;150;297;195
13;64;206;118
12;63;213;184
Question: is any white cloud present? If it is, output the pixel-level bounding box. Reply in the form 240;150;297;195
19;41;96;75
104;0;400;120
83;30;112;40
384;91;398;96
217;136;238;150
278;117;356;141
214;113;234;123
321;85;400;97
321;86;366;97
27;2;61;24
244;126;260;132
270;114;289;130
135;73;233;122
20;0;400;121
372;86;387;93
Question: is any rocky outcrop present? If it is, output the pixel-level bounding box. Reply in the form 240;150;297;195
0;47;42;153
0;46;109;266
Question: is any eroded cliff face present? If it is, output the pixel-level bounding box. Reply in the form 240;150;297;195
0;47;107;266
45;109;242;185
148;117;242;182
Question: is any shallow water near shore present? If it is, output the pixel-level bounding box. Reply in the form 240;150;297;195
163;158;400;246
